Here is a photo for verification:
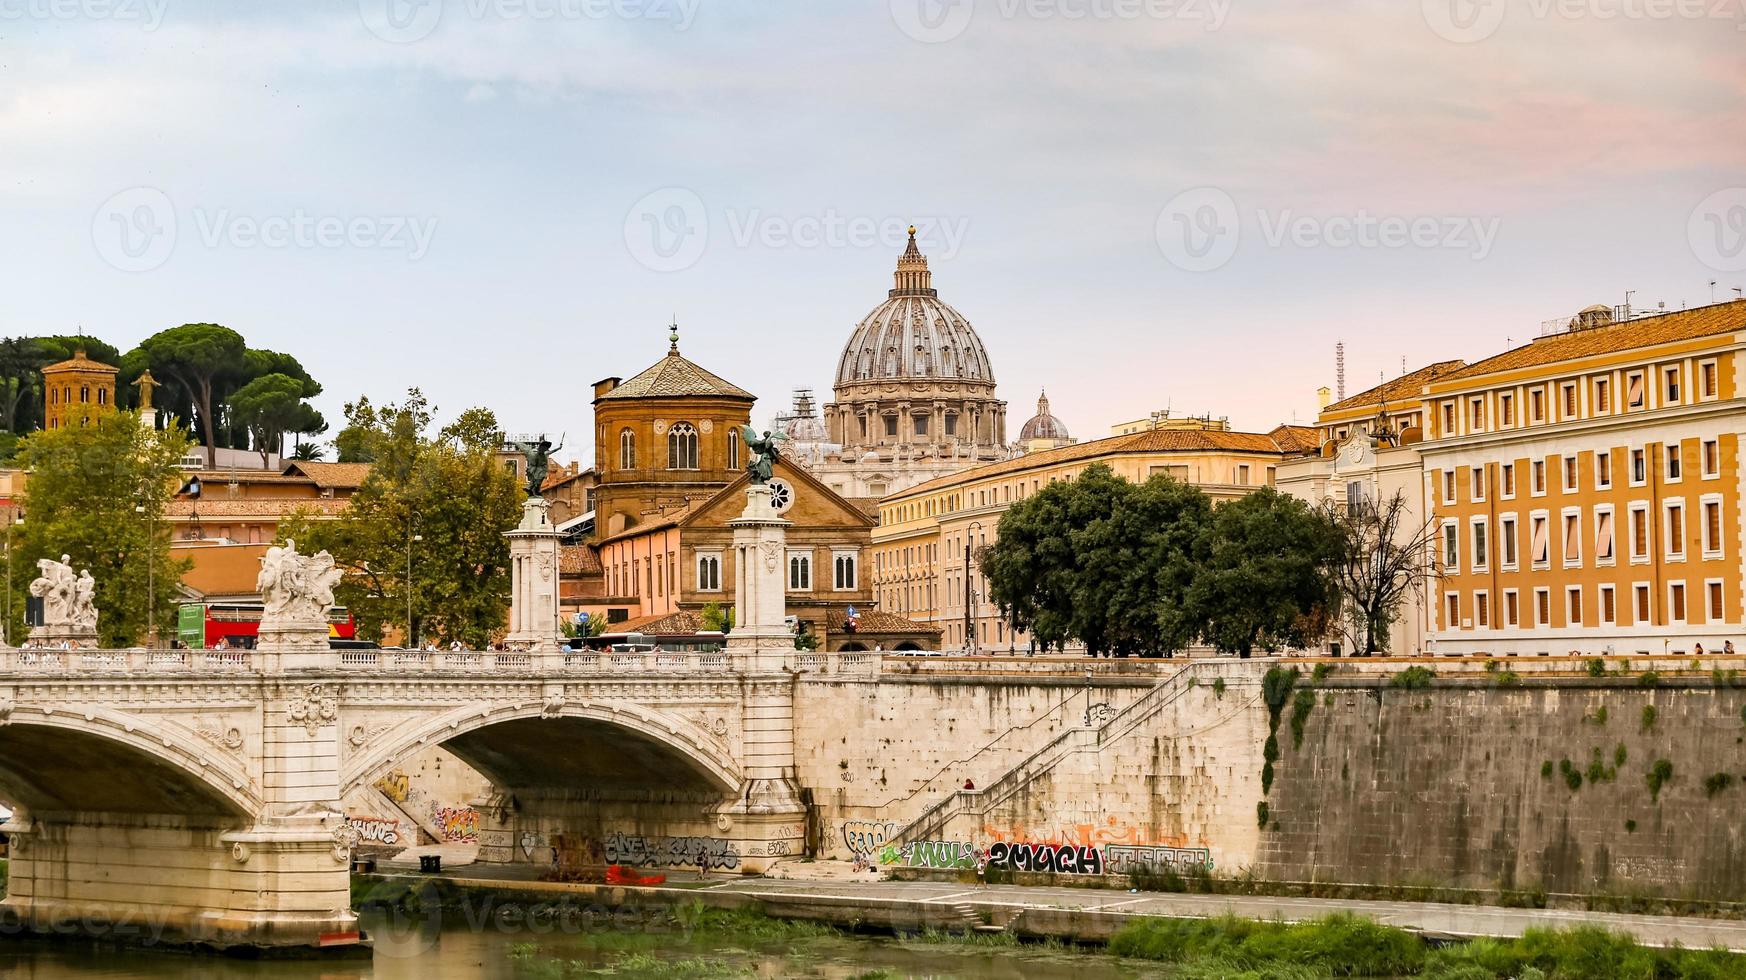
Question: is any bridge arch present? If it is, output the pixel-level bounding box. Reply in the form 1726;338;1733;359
342;699;743;802
0;709;262;819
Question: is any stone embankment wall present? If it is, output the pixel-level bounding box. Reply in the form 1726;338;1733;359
1259;665;1746;902
796;659;1271;878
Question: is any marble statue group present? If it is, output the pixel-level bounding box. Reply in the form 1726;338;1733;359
257;540;343;628
28;555;98;635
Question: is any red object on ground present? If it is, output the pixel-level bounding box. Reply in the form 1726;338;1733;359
605;864;666;886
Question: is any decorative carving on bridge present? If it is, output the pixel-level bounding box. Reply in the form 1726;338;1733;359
760;541;781;571
231;841;252;864
348;723;391;747
286;683;340;736
330;821;361;863
28;556;98;640
195;723;245;751
258;540;342;633
541;691;564;718
0;695;13;725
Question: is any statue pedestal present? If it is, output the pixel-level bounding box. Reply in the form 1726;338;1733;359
726;485;794;674
257;622;335;671
505;497;564;655
26;626;99;649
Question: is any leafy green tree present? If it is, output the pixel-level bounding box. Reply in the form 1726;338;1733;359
290;390;519;647
230;373;327;466
129;324;248;464
1189;487;1343;657
0;335;124;434
10;412;190;646
290;441;325;461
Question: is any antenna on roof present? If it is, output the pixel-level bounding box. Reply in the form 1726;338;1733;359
1335;342;1346;401
1713;281;1719;304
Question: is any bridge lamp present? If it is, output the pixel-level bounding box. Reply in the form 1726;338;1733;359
408;531;424;648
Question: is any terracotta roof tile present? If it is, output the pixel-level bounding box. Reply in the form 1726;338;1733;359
826;608;940;635
1439;300;1746;384
281;462;372;489
597;351;754;401
1321;360;1467;415
616;610;706;635
560;543;602;575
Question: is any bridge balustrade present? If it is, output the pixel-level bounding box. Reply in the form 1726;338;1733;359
0;645;885;676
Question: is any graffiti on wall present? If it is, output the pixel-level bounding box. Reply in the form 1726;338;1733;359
869;836;1215;878
840;820;899;856
346;815;401;846
433;805;480;843
891;839;980;870
603;832;740;871
374;769;412;804
981;819;1202;851
1103;844;1214;876
986;841;1105;875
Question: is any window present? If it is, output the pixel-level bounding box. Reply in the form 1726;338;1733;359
1531;460;1546;495
1441;402;1456;434
1635;584;1652;625
1535;587;1551;627
1708;580;1725;621
1441;521;1459;572
831;553;858;590
1561;383;1578;418
728;428;740;470
1666;443;1683;481
1504;589;1520;627
1500;393;1514;425
1702;496;1723;557
1237;464;1251;485
1469;397;1484;430
1626;371;1645;409
1474;591;1490;628
1666;501;1686;559
1701;360;1719;399
1567;586;1583;626
1500;515;1518;569
1530;388;1545;422
1562;509;1582;566
1595;508;1614;563
1445;592;1461;629
1470;467;1486;501
788;552;812;591
1703;439;1720;478
1664;365;1682;404
1600;585;1616;624
667;422;699;469
883;415;898;437
1530;514;1550;568
1442;471;1456;504
619;428;636;469
97;389;107;405
1669;581;1687;623
1346;480;1368;515
1471;519;1489;571
79;385;89;403
1594;450;1611;489
1501;463;1516;497
1562;456;1578;492
697;554;721;592
913;413;929;437
1630;447;1646;485
1629;504;1649;562
1593;377;1610;413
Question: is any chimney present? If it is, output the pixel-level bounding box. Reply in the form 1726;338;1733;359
1317;386;1332;410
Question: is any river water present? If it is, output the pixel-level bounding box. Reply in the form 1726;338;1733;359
0;909;1165;979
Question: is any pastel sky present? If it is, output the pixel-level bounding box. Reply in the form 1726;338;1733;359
4;0;1744;461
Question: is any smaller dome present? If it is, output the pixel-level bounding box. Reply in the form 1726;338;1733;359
1018;390;1070;442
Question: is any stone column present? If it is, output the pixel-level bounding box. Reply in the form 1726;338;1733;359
505;497;564;658
722;486;806;869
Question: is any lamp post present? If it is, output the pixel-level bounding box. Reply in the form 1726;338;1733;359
5;513;20;646
135;502;157;646
407;520;423;649
963;520;983;655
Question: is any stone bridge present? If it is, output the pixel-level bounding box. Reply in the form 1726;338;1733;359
0;643;863;950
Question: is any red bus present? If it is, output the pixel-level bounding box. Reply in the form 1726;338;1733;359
177;602;357;649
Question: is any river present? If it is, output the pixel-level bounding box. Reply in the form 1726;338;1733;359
0;908;1165;979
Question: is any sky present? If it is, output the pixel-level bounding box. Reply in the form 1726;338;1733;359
4;0;1744;463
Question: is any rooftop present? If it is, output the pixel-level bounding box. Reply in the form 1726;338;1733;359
1321;360;1468;415
597;331;754;402
1439;299;1746;385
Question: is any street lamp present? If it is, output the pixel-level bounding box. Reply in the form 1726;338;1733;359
135;502;157;646
963;520;983;656
407;522;423;649
5;514;21;646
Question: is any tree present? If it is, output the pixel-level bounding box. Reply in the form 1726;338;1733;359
10;412;191;646
0;334;124;434
1189;487;1343;657
981;465;1212;657
130;324;248;465
1324;489;1437;656
289;390;520;647
290;441;325;461
230;373;326;466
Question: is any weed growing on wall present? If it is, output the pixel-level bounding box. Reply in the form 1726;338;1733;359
1289;689;1317;750
1311;662;1335;683
1388;666;1435;690
1585;746;1616;785
1641;705;1658;732
1647;759;1674;802
1625;819;1637;833
1704;772;1734;797
1638;671;1661;689
1558;759;1583;791
1212;677;1226;699
1256;802;1269;829
1262;735;1280;795
1540;760;1554;780
1496;671;1522;688
1584;705;1608;726
1586;658;1607;678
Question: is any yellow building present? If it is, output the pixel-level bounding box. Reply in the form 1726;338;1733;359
41;349;118;431
871;424;1316;654
1110;411;1231;436
1422;299;1746;656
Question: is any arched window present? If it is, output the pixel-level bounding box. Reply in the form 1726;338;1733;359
49;387;57;405
619;428;636;469
727;428;740;470
668;422;698;470
97;388;107;405
80;386;89;403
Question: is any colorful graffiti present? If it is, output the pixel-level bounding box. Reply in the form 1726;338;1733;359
895;839;980;870
346;815;401;846
986;840;1104;875
373;769;412;804
839;820;899;856
1104;844;1214;876
980;819;1203;850
876;836;1214;878
433;805;480;843
603;832;740;871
